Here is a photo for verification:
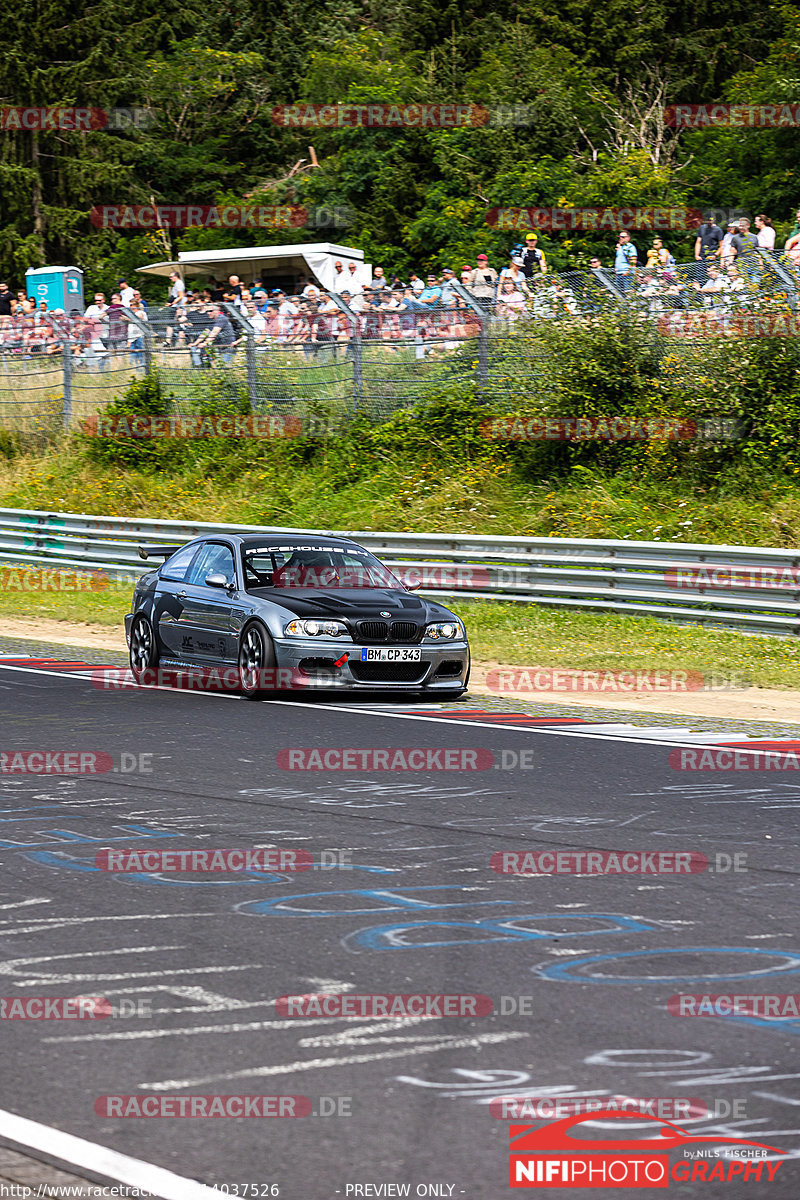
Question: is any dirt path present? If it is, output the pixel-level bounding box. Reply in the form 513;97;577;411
3;616;800;723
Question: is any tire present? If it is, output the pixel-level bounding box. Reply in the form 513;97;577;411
129;614;160;683
238;620;276;699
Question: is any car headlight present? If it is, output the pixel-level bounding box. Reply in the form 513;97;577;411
423;620;462;641
284;619;348;638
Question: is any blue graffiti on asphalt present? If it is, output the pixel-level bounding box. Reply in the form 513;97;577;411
237;885;514;916
343;912;657;952
533;946;800;983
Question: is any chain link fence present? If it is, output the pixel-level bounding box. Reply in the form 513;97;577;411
1;247;798;444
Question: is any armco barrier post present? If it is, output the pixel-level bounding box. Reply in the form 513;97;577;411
331;292;361;416
758;248;797;310
61;337;73;432
453;281;488;389
222;303;257;410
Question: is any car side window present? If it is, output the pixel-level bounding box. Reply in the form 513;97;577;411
160;544;199;582
187;543;236;587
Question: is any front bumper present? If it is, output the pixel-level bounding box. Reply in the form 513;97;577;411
274;637;469;690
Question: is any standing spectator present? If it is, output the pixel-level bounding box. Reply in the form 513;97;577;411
245;301;267;339
126;299;148;369
407;270;425;295
84;292;109;323
106;293;128;356
754;214;776;249
332;260;346;290
614;231;638;294
346;262;364;295
132;288;148;311
720;219;739;267
465;255;497;307
500;257;528;291
372;266;388;289
0;283;11;317
589;256;603;269
167;271;185;307
118;279;134;306
439;268;458;305
694;213;723;282
731;217;759;257
83;292;110;371
275;291;299;342
730;217;760;281
521;233;547;277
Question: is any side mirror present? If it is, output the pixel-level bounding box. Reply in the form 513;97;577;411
206;572;232;589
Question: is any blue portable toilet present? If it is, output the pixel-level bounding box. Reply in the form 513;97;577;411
25;266;84;314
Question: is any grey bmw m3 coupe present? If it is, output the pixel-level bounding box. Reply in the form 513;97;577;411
125;533;470;698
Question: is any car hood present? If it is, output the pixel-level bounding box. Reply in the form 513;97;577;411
251;587;459;624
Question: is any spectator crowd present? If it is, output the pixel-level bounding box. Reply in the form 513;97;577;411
0;210;795;367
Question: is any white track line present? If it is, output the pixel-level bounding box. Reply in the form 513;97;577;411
0;661;791;754
0;1105;221;1200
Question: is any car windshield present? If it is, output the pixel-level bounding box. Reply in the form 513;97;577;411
241;544;402;590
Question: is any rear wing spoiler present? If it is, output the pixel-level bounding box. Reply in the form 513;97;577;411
138;544;183;561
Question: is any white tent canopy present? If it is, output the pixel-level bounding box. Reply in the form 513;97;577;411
136;242;371;294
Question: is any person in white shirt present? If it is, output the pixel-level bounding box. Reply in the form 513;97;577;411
331;260;347;291
408;271;425;295
118;280;135;306
345;262;364;295
245;302;267;337
755;215;776;249
84;292;109;322
83;292;110;370
168;271;185;307
275;291;299;340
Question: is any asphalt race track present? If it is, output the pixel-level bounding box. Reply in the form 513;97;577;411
0;658;799;1198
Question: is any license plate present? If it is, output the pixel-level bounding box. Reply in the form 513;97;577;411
360;647;421;662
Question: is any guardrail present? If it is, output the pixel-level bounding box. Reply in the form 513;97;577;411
0;506;798;636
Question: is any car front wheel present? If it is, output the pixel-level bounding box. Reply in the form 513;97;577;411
238;621;276;699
